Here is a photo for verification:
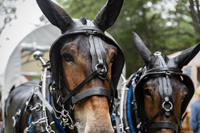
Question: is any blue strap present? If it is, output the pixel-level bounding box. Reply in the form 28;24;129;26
50;72;53;82
111;115;114;121
50;96;67;133
127;76;137;133
28;115;32;133
50;72;67;133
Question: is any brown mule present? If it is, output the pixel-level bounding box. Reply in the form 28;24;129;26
3;0;124;133
130;32;200;133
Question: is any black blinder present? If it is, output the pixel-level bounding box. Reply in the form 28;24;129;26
134;67;194;117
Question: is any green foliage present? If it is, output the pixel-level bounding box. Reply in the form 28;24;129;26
56;0;198;77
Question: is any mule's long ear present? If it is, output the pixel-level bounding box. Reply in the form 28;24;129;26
132;32;153;65
93;0;124;31
36;0;74;33
174;42;200;69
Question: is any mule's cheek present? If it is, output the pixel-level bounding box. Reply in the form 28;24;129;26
144;97;154;118
144;94;160;119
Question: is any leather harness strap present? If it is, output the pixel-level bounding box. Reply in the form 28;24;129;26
148;121;178;132
71;87;111;105
61;69;101;104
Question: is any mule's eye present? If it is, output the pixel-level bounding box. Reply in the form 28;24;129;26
110;54;116;63
63;53;74;62
144;89;151;96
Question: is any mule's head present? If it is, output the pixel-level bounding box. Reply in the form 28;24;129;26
132;32;200;133
36;0;124;132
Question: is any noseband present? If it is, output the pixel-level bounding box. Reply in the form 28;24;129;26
134;51;193;133
50;26;117;129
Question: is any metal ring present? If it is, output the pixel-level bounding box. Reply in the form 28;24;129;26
162;101;173;112
165;71;171;75
95;63;107;74
61;109;69;118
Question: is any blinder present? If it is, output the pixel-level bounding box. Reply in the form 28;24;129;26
135;67;194;118
49;25;125;118
50;26;124;92
133;66;194;132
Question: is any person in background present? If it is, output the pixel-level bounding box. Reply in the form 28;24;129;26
190;86;200;133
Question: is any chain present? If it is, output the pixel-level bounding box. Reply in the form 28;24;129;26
23;117;55;133
23;117;46;133
12;109;21;127
30;103;42;111
51;103;74;130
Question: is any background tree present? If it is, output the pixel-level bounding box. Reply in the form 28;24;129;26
0;0;18;35
57;0;200;77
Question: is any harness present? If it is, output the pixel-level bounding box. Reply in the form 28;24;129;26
132;51;194;133
45;17;124;130
113;51;194;133
11;21;124;132
49;24;124;129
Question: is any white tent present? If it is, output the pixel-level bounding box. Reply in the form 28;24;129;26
0;23;61;106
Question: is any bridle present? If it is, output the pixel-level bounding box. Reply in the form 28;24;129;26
49;24;124;130
20;23;124;133
132;51;194;133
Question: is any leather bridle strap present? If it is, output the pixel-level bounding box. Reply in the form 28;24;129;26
139;108;165;130
34;88;56;116
139;100;181;132
146;67;182;73
70;74;115;111
71;87;111;105
148;121;178;132
171;108;181;127
61;69;101;103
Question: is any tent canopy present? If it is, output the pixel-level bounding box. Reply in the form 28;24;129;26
0;23;61;103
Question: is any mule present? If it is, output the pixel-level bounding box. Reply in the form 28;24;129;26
123;32;200;133
3;0;125;132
